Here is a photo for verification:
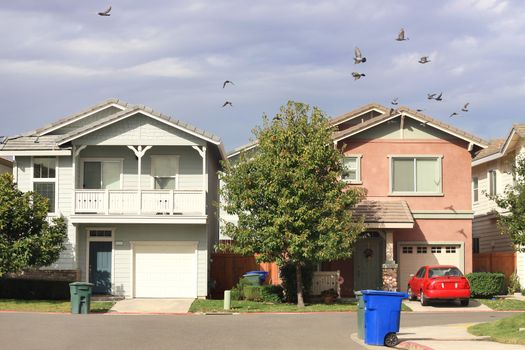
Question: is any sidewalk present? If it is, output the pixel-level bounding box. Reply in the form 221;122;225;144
351;323;524;350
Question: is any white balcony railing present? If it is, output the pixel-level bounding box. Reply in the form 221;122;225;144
74;189;206;215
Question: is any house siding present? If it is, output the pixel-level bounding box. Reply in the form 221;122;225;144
14;156;32;192
472;213;513;253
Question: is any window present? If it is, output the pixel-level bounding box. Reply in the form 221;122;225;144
445;246;457;253
416;267;426;278
342;156;361;183
151;156;179;190
431;246;442;254
33;157;56;213
473;238;480;254
489;170;497;196
472;177;479;203
391;156;441;194
402;246;413;254
82;160;121;189
89;230;112;237
417;246;427;254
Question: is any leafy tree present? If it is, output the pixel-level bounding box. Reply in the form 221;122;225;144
0;173;67;277
490;155;525;250
220;101;365;307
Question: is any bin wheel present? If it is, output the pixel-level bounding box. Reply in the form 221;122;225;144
384;332;399;347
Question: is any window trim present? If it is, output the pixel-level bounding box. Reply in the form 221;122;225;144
85;227;115;290
341;154;362;184
31;156;58;215
388;155;443;196
150;155;180;190
79;158;124;190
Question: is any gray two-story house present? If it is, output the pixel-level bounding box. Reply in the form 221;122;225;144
0;99;225;298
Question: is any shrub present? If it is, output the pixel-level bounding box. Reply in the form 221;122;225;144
466;272;506;298
230;278;251;300
0;278;72;300
522;288;525;296
244;286;263;301
279;263;314;303
507;272;521;295
261;285;284;303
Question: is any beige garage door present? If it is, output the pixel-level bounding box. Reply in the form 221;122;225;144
134;242;197;298
398;244;462;292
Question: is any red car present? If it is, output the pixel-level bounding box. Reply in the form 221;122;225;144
407;265;471;306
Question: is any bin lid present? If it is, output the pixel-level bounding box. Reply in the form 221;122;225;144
360;290;409;298
69;282;94;287
244;270;268;275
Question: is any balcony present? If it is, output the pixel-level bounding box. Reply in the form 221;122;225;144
74;189;206;216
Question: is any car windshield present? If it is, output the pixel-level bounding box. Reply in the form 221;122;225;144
428;267;463;278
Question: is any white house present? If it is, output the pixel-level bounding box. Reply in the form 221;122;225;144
0;99;225;298
471;124;525;285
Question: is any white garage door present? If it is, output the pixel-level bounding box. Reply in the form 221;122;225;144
134;243;197;298
398;244;462;292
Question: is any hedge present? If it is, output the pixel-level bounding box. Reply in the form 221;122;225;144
0;278;72;300
466;272;506;298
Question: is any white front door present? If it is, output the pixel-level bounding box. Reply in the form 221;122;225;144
133;243;197;298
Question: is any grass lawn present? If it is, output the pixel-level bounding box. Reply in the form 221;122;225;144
0;299;115;313
468;313;525;345
190;299;412;313
476;298;525;311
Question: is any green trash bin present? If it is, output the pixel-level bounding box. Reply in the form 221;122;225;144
242;274;261;286
69;282;94;314
356;291;365;340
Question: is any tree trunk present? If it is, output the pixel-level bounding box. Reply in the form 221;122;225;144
296;263;305;308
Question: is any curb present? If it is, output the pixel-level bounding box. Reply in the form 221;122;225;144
397;341;435;350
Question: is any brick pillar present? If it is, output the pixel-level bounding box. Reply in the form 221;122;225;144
382;262;399;292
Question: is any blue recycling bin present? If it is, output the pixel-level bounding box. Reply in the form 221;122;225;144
361;290;408;347
243;270;269;285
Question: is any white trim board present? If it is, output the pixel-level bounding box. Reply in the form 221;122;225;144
85;228;115;294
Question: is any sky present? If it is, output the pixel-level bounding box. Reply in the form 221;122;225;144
1;0;524;150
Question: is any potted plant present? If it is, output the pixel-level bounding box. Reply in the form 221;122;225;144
320;288;338;305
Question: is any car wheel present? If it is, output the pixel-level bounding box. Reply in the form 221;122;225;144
407;286;416;301
460;299;469;307
420;291;429;306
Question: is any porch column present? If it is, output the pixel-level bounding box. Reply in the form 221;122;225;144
382;230;399;291
128;145;152;214
72;145;87;213
192;145;207;191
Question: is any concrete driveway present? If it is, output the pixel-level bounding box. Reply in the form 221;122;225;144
404;299;492;312
110;298;194;313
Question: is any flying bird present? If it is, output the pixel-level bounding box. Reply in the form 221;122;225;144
223;80;234;88
461;103;470;112
416;109;424;112
354;47;366;64
435;92;443;101
222;101;233;107
396;28;409;41
449;112;459;118
98;6;112;16
391;98;399;105
351;72;366;80
427;93;436;100
418;56;430;64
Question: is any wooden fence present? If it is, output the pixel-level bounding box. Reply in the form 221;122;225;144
473;252;516;279
210;253;280;299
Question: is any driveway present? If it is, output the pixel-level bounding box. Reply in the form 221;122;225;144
0;311;514;350
404;299;492;312
110;298;194;313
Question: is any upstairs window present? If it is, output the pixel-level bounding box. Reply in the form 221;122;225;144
82;160;121;189
342;156;361;183
391;156;442;194
33;157;57;213
151;155;179;190
472;177;479;203
489;170;497;196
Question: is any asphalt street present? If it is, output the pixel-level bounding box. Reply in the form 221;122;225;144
0;311;515;350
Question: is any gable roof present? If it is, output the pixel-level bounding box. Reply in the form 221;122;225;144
0;99;226;160
332;105;487;150
329;103;389;127
472;124;525;166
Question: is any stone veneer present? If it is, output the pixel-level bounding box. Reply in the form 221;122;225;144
382;262;399;291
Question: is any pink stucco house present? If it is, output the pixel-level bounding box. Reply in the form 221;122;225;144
323;103;487;296
225;103;487;296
